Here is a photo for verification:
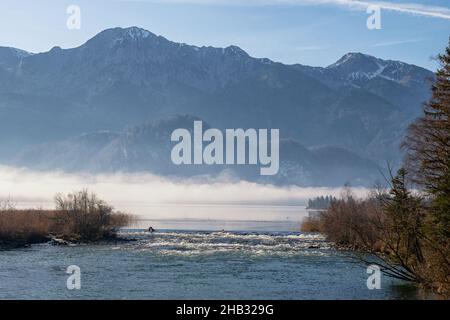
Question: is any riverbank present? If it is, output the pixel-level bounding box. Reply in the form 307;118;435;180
0;233;50;249
0;209;133;249
0;190;134;249
300;183;450;298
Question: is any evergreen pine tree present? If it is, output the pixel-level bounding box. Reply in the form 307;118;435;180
404;39;450;238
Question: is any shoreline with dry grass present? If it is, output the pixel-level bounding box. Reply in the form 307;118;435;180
0;190;135;249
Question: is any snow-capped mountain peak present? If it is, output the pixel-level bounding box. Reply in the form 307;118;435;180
326;52;431;85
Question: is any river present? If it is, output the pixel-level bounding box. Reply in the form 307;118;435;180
0;219;418;299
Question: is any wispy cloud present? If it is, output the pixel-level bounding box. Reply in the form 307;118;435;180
371;38;425;47
357;1;450;20
119;0;450;20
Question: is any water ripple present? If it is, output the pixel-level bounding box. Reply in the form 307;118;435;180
117;229;330;257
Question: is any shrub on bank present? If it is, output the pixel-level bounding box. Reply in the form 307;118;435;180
0;190;133;246
53;190;134;241
300;216;323;233
307;177;449;297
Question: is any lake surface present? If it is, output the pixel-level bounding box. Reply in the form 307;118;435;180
0;220;418;300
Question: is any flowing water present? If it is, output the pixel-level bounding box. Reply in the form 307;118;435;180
0;220;418;299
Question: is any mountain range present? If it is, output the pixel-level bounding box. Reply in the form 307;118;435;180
0;27;434;186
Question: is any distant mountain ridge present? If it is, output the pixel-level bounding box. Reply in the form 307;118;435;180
0;27;434;186
10;115;380;186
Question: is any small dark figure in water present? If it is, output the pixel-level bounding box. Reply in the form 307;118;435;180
148;227;155;233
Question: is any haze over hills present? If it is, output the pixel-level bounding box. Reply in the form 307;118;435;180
0;27;434;186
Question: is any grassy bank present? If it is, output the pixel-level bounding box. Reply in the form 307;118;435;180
0;190;134;248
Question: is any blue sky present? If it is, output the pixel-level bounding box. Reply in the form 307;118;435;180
0;0;449;70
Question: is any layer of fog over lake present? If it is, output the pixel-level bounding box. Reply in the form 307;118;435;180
0;165;369;231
